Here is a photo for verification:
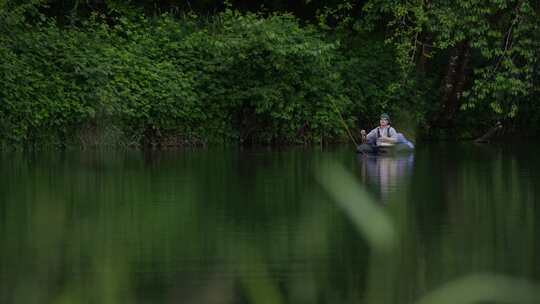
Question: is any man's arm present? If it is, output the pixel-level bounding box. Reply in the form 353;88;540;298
366;128;378;142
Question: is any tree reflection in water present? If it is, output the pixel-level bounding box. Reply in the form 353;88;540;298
2;148;540;304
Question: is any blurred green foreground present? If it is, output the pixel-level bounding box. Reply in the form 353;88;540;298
1;144;540;303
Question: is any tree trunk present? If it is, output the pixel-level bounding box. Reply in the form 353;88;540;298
416;34;432;75
434;41;471;128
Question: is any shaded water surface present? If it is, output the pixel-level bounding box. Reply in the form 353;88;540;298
1;144;539;303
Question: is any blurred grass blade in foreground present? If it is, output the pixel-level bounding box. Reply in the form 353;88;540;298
416;273;540;304
316;161;396;252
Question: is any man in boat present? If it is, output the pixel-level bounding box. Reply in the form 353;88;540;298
357;113;413;154
360;113;397;147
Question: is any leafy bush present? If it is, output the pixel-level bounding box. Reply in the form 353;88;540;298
0;7;401;147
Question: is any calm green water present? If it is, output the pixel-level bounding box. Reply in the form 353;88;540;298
1;144;539;304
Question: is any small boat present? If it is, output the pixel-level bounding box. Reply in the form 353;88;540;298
357;135;414;155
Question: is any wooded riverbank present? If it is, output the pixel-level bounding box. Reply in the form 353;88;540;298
1;1;539;148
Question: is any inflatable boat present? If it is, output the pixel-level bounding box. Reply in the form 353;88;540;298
357;134;414;155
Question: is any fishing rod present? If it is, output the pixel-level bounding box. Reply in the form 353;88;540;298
329;99;358;147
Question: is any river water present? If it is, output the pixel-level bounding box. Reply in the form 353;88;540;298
1;144;539;303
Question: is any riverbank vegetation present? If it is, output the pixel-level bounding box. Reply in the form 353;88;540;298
1;1;539;148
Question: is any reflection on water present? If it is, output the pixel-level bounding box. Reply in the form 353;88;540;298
0;145;539;303
357;154;414;202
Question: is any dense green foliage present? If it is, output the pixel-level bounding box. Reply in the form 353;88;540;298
1;0;540;147
0;4;401;147
361;0;540;137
